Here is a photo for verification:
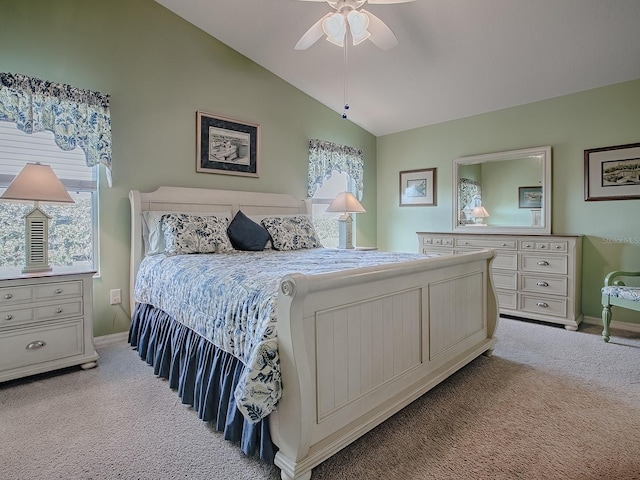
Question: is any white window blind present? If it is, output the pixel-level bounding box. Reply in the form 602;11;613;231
0;121;96;191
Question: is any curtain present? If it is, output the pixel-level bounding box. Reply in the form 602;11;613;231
0;73;112;186
307;139;364;200
458;177;482;225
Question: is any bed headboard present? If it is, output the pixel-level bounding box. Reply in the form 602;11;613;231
129;186;308;312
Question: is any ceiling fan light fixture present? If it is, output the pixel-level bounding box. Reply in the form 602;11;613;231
323;13;346;46
347;10;370;45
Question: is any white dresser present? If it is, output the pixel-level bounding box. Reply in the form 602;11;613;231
417;233;583;330
0;268;98;382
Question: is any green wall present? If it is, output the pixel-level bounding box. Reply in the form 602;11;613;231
0;0;377;336
377;79;640;323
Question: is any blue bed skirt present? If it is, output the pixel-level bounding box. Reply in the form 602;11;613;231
128;302;276;463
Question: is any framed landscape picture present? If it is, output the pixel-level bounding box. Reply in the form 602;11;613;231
399;168;437;206
196;111;260;177
584;143;640;201
518;186;543;208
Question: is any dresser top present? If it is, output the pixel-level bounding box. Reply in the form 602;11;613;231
0;266;96;282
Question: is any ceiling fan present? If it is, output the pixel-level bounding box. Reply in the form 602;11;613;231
295;0;415;51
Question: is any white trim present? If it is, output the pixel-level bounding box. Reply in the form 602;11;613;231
583;315;640;334
93;331;128;348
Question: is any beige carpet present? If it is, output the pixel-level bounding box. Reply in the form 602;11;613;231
1;317;639;480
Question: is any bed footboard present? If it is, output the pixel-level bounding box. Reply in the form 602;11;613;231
270;249;498;480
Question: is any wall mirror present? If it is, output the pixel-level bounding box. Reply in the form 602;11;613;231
453;146;552;235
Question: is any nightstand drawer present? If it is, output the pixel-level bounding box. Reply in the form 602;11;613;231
0;320;84;371
520;294;567;318
0;285;34;305
0;300;83;329
520;274;568;296
0;280;82;307
35;281;82;301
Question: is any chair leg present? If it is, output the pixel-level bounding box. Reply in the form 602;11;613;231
602;304;612;342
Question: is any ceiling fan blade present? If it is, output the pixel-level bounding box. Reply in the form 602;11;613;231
295;13;332;50
362;9;398;50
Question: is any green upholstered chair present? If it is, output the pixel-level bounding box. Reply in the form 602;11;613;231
601;270;640;342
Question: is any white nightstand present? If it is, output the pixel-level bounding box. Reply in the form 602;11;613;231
0;267;99;382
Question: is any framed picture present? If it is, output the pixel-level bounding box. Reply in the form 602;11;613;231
518;186;543;208
196;111;260;177
399;168;437;206
584;142;640;201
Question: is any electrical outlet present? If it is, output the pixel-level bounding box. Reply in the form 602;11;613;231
109;288;121;305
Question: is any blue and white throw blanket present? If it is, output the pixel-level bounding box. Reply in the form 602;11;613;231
135;248;434;422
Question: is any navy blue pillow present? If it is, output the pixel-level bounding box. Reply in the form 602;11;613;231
227;210;271;251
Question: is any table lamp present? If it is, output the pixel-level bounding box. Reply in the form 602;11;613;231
471;205;490;226
0;162;74;273
326;191;366;249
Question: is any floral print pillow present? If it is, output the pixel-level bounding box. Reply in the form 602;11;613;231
260;215;323;251
161;213;234;255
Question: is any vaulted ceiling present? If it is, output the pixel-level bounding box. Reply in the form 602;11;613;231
155;0;640;136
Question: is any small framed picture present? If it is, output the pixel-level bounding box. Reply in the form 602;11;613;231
584;142;640;201
399;168;437;206
518;186;543;208
196;111;260;177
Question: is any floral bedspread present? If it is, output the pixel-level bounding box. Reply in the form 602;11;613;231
134;248;434;422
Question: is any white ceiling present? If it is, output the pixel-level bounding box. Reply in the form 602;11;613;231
155;0;640;137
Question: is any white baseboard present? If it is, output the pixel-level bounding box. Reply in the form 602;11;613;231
582;315;640;334
93;331;129;348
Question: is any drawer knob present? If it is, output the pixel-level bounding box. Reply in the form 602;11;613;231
55;308;63;314
536;302;549;308
55;288;63;294
540;245;546;249
524;244;531;248
26;340;47;350
501;243;507;246
4;293;13;300
537;261;549;266
536;281;549;287
5;314;13;321
555;245;561;249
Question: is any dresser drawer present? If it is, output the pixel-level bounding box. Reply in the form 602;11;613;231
421;236;453;247
496;289;517;310
0;300;83;329
0;280;82;307
520;240;568;252
493;271;518;290
520;254;568;275
421;247;454;256
493;252;518;270
520;274;568;296
0;320;84;371
520;294;567;318
456;237;517;250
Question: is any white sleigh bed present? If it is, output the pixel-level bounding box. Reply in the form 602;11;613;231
128;186;499;480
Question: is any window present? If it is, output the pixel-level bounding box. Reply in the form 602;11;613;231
311;170;357;248
0;121;98;270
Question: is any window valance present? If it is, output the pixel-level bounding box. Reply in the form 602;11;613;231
0;73;112;186
307;139;364;200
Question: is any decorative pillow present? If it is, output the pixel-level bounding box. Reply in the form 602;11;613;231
161;213;234;255
142;210;231;255
260;215;323;251
227;210;271;251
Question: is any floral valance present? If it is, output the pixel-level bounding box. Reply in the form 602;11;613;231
0;73;112;186
307;139;364;200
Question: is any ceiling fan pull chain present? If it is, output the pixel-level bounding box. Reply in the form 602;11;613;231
343;39;350;119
